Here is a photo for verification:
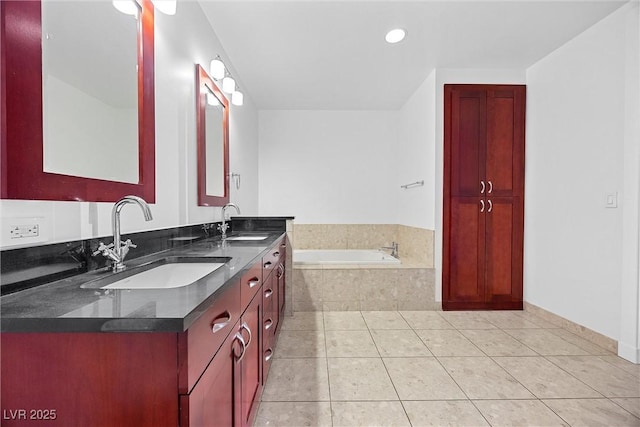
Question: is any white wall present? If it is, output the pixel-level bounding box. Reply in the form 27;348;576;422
258;110;398;223
396;70;436;230
0;2;260;248
525;3;638;343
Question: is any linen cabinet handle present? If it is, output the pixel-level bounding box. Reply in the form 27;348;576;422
247;277;260;288
233;332;247;362
264;348;273;362
265;288;273;298
240;322;252;347
272;251;280;257
211;311;232;333
264;318;273;330
480;200;485;213
488;199;493;213
480;181;485;194
264;261;272;269
488;181;493;194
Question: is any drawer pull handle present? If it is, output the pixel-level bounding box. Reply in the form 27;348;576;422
264;348;273;362
264;261;272;269
272;251;280;257
265;318;273;330
233;332;246;362
248;277;260;288
211;311;232;333
265;289;273;298
240;322;252;347
277;264;284;278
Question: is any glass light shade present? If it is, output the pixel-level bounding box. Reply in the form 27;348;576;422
112;0;138;16
206;92;220;106
385;28;406;44
210;58;225;80
152;0;177;15
222;76;236;94
231;90;244;106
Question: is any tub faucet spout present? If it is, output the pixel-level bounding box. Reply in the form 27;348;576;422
380;242;399;258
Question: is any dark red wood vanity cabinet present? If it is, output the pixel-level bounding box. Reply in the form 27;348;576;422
1;238;287;427
443;84;525;310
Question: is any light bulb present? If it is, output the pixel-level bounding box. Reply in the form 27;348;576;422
222;76;235;94
231;90;244;106
385;28;406;44
210;58;225;80
152;0;177;15
112;0;138;16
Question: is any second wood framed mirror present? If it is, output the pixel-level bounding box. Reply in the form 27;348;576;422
196;64;229;206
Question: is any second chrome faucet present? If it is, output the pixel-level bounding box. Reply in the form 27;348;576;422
93;195;153;272
218;203;240;240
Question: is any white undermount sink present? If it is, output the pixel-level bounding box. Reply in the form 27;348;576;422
225;235;269;241
81;256;230;290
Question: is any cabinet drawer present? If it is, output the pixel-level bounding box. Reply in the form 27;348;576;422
241;261;263;309
178;280;241;394
262;237;285;275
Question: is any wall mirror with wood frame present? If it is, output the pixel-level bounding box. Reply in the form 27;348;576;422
196;64;229;206
0;0;155;202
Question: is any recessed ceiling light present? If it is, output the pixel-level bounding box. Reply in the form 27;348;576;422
385;28;406;44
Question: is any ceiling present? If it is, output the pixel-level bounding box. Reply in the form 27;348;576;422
199;0;629;110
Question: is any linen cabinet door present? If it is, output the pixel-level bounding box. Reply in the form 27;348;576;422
179;320;243;427
443;197;486;309
445;86;487;198
484;197;524;308
485;87;526;198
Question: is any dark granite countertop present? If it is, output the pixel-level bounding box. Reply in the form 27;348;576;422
0;232;285;333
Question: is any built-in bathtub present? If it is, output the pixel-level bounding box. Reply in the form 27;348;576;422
294;249;400;265
292;249;436;312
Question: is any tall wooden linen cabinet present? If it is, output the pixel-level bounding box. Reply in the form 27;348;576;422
443;84;526;310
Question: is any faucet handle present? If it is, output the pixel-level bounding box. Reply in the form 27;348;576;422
92;242;114;256
121;239;137;249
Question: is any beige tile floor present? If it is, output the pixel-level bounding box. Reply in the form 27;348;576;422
255;310;640;427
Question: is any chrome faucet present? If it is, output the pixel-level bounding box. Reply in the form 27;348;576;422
93;195;153;272
380;242;399;258
218;203;240;240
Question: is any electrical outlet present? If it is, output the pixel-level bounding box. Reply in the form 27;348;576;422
2;217;48;247
10;224;40;239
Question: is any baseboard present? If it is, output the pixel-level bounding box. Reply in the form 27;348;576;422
524;302;618;354
618;342;640;364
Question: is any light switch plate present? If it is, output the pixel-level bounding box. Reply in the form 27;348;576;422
605;192;618;208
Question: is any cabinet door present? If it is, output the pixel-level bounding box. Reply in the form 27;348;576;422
486;88;526;198
239;291;262;427
445;86;486;198
443;197;486;308
484;197;523;308
179;321;242;427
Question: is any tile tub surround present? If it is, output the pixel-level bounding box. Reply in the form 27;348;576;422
292;224;435;312
256;310;640;427
293;224;434;267
292;267;438;311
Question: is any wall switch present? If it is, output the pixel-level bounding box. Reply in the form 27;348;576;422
605;192;618;208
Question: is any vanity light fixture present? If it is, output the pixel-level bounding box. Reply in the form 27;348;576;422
222;73;236;94
385;28;406;44
151;0;177;15
210;56;226;80
112;0;138;16
231;90;244;106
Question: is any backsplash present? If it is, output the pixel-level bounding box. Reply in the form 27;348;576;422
1;217;291;295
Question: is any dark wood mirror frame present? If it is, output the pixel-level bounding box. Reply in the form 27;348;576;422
196;64;229;207
0;0;155;202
